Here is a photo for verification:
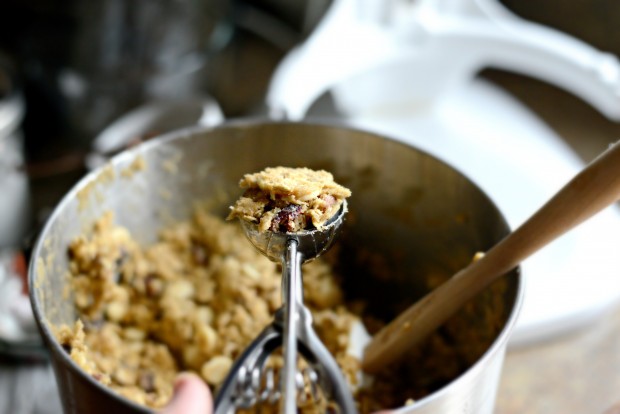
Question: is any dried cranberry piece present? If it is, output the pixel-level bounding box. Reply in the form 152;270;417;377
270;204;303;232
190;242;209;265
139;372;156;393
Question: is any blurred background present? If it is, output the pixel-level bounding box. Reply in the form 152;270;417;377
0;0;619;413
0;0;618;217
0;0;617;198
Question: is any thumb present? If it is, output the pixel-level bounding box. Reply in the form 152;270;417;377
159;373;213;414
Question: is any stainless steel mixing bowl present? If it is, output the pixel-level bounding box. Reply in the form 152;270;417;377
29;121;522;413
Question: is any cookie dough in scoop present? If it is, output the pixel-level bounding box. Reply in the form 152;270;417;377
227;167;351;233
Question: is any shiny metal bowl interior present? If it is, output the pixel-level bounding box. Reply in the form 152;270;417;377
29;121;522;414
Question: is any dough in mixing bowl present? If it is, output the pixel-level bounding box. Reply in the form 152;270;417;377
56;210;360;411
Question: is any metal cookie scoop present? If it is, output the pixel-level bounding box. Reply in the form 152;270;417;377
215;201;358;413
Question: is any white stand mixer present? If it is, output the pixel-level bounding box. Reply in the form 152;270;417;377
266;0;620;346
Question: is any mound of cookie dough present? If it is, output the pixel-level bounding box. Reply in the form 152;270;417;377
56;211;361;412
227;167;351;233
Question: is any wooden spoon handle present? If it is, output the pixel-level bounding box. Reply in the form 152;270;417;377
362;141;620;374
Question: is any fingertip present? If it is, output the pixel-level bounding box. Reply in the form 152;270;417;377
173;372;207;393
160;372;213;414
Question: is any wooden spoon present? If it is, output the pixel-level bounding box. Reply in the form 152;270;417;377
362;141;620;374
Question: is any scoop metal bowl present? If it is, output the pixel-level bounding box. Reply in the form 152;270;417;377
239;201;347;263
